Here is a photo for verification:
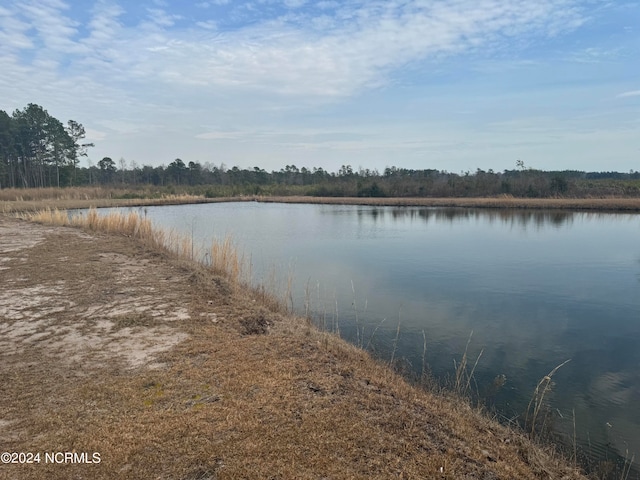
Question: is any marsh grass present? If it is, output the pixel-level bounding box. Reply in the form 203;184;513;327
0;188;230;214
0;186;113;202
247;251;631;479
525;359;571;439
351;280;370;349
621;450;636;480
364;317;386;351
24;207;247;286
421;329;430;386
389;317;402;367
209;234;244;282
453;331;484;398
0;186;205;203
4;187;640;215
257;195;640;211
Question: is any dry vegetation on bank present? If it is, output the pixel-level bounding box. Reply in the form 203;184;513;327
24;208;250;290
255;195;640;211
0;209;590;479
2;186;640;213
0;186;227;213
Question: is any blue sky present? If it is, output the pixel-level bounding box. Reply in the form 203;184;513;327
0;0;638;173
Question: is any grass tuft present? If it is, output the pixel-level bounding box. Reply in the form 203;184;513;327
23;207;247;286
453;331;484;398
525;359;571;439
209;235;243;284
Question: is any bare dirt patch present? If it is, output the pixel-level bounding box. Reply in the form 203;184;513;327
0;219;190;368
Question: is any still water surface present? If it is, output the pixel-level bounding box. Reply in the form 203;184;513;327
119;202;640;469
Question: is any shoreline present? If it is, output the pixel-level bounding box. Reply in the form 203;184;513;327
254;195;640;211
2;194;640;214
0;212;589;479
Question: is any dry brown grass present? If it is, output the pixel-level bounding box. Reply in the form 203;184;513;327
0;189;235;213
525;359;572;440
209;235;244;282
453;331;484;398
256;195;640;211
3;187;640;214
1;213;589;480
23;208;247;285
0;186;207;203
27;208;161;247
0;186;113;202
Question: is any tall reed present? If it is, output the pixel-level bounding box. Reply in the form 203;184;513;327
453;331;483;397
209;235;243;283
24;207;246;284
524;359;571;439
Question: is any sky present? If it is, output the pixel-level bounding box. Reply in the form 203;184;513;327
0;0;638;173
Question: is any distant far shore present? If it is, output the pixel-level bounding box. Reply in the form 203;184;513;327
3;190;640;214
254;195;640;211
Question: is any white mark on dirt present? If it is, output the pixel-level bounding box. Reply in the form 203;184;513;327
0;219;194;369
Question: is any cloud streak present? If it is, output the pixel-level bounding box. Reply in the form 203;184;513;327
617;90;640;98
1;0;590;98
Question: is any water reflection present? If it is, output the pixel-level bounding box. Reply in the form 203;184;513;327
346;205;637;230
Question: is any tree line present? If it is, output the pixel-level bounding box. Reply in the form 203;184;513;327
2;104;639;198
79;159;640;199
0;104;93;188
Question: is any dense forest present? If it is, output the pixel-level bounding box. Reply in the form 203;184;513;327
0;104;93;189
2;104;639;198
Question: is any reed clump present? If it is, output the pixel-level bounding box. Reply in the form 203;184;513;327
209;235;242;280
453;331;484;398
0;186;111;202
24;207;246;285
525;359;572;440
1;188;222;214
0;186;203;203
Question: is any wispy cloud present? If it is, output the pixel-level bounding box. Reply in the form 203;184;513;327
146;8;181;28
569;46;622;64
195;130;246;140
0;0;590;98
617;90;640;98
0;6;35;50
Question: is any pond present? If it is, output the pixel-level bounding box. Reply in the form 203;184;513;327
115;201;640;472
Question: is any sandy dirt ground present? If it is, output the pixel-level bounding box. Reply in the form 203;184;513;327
0;216;218;478
0;218;195;370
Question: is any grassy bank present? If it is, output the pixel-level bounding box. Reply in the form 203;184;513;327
255;195;640;211
24;208;249;289
0;189;242;213
1;208;591;479
3;186;640;213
